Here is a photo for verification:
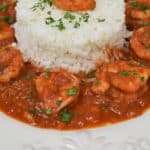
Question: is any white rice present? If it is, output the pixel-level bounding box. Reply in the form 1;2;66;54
14;0;126;73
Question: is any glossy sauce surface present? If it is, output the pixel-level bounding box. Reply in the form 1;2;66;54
0;60;150;130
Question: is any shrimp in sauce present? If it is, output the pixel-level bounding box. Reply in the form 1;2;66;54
0;22;14;46
53;0;96;11
35;69;80;113
0;0;16;23
0;46;24;82
130;26;150;60
126;0;150;20
92;61;150;94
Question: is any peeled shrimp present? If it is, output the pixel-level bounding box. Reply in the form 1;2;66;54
126;0;150;20
92;61;150;93
107;61;150;93
0;46;24;82
0;0;16;21
35;69;80;112
0;22;14;46
130;26;150;60
53;0;96;11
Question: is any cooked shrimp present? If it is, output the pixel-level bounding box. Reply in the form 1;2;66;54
0;0;16;21
107;61;150;93
92;61;150;94
0;22;14;46
0;46;24;82
130;26;150;60
126;0;150;20
92;68;110;94
53;0;96;11
35;69;80;112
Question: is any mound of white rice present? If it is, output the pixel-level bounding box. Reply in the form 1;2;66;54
14;0;126;72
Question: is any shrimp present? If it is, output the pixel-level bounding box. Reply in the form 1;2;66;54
107;61;150;93
0;0;16;22
92;67;110;94
53;0;96;11
92;61;150;94
0;46;24;82
130;26;150;60
0;22;14;46
35;69;80;112
126;0;150;20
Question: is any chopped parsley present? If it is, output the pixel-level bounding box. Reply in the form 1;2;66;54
26;89;34;102
0;1;7;12
31;0;52;11
64;12;76;20
44;68;51;79
56;19;66;31
94;80;100;86
81;13;90;22
68;86;77;96
28;106;35;115
56;100;62;106
140;76;145;82
142;22;150;27
121;70;129;76
138;61;145;67
86;70;96;78
28;106;41;116
74;21;80;28
45;17;55;25
46;107;52;115
25;74;32;80
130;0;150;11
130;0;138;8
3;16;14;24
101;101;110;110
61;108;74;122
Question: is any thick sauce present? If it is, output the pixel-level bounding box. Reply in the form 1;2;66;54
0;0;150;130
0;60;150;130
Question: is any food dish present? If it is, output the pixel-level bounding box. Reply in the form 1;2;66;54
0;0;150;130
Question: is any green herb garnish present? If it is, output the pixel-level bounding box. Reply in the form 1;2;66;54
46;107;52;115
68;86;77;96
44;68;51;79
101;101;110;110
140;76;145;82
94;80;100;86
56;100;62;106
3;16;14;24
86;70;96;78
25;74;32;80
121;70;129;76
61;108;74;122
0;1;8;12
64;12;76;20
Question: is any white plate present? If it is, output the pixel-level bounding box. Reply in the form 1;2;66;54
1;110;150;150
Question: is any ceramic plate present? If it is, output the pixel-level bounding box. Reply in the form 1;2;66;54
1;110;150;150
